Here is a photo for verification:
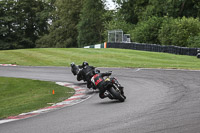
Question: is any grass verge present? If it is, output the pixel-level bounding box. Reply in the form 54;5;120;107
0;48;199;70
0;77;75;119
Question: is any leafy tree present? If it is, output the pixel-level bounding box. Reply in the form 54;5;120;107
77;0;106;47
142;0;200;19
112;0;200;47
114;0;140;24
113;0;149;23
36;0;83;48
16;0;52;48
0;0;17;49
114;0;200;23
0;0;53;49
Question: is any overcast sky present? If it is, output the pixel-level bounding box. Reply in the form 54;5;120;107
105;0;116;10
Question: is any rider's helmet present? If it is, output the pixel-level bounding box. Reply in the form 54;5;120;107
93;69;100;75
70;62;75;67
96;69;100;74
82;61;89;67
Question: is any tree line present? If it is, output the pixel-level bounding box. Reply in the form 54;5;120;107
1;0;200;50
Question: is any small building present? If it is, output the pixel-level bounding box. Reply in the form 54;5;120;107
108;29;131;43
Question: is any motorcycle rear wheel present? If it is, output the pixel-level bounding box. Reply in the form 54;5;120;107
109;87;126;102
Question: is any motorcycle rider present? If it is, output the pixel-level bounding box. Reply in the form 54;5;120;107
76;61;96;88
91;71;124;99
71;62;80;76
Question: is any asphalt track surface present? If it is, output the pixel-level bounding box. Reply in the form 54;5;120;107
0;66;200;133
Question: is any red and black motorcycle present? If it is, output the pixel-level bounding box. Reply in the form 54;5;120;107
91;72;126;102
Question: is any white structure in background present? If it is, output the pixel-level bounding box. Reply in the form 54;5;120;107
123;34;131;43
108;29;131;43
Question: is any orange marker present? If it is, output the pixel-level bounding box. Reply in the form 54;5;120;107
52;90;55;95
104;42;107;48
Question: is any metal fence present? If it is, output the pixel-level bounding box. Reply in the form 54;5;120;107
107;42;199;56
108;30;123;43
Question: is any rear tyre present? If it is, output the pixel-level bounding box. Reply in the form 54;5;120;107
109;87;126;102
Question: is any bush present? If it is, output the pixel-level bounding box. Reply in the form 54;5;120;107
0;40;13;50
187;33;200;48
129;16;164;44
17;38;35;48
158;17;200;47
36;34;54;48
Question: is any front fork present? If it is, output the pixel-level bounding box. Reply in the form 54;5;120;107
110;78;124;90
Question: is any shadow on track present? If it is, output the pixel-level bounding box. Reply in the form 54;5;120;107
96;100;124;105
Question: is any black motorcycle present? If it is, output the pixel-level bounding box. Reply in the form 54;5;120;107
70;62;99;82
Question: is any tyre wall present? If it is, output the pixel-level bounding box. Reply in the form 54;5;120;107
107;42;199;56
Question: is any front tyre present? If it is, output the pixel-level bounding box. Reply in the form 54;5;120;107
109;87;126;102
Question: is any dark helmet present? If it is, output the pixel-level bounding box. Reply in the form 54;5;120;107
70;62;75;67
93;69;100;74
82;61;89;67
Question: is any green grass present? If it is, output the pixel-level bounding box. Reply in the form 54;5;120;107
0;48;200;70
0;77;75;119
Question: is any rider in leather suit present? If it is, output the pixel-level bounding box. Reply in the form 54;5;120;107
77;61;96;88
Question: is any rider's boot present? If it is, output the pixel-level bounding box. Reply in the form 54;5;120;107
99;93;107;99
118;85;124;90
